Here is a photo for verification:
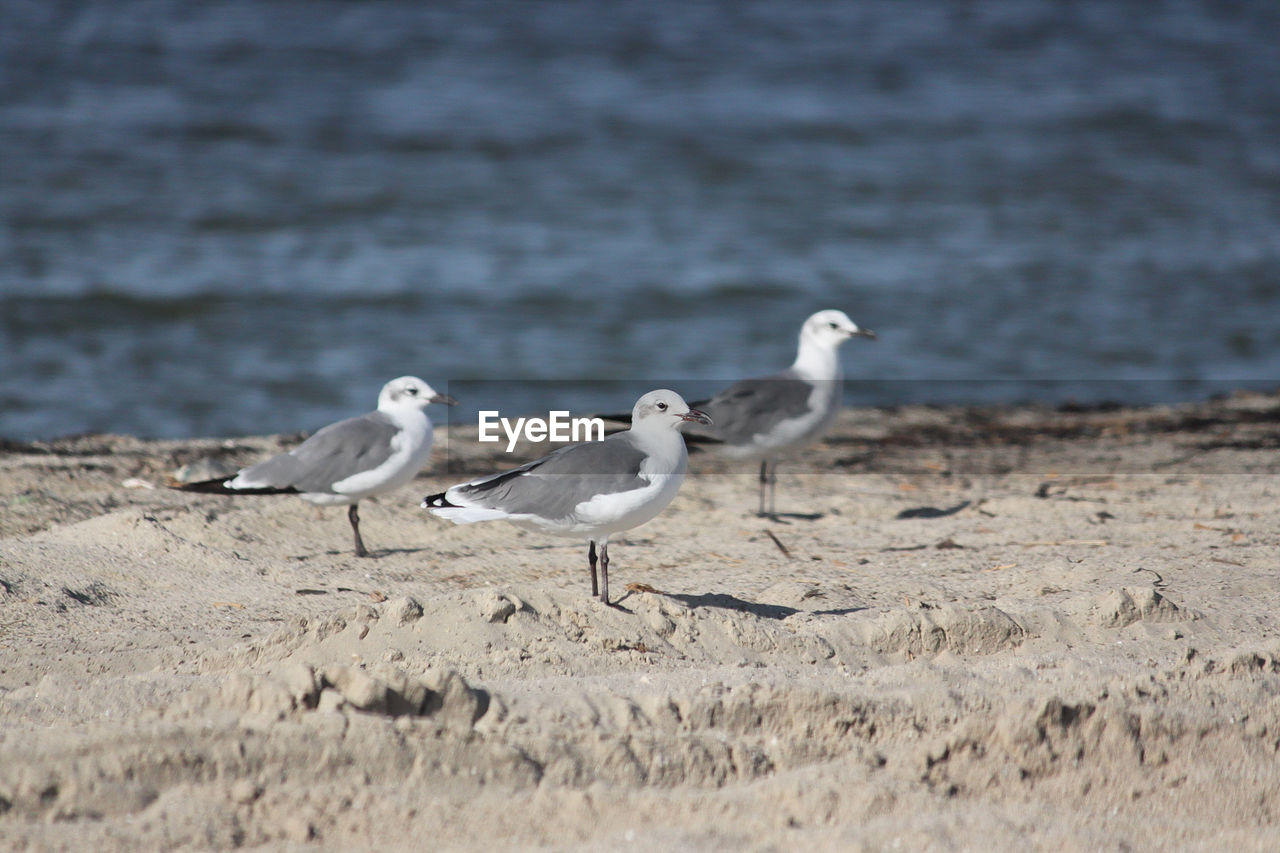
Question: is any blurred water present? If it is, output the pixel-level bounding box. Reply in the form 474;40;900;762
2;0;1279;439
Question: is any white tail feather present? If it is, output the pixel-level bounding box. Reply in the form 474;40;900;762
428;505;512;524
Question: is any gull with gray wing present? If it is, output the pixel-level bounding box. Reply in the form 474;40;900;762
686;309;875;517
423;390;710;605
175;376;456;556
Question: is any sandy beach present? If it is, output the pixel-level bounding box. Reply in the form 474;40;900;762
3;393;1279;850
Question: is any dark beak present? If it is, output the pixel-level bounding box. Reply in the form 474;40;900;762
851;327;877;340
431;393;459;406
680;407;712;426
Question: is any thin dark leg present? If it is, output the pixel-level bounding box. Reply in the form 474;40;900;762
758;459;769;516
758;460;778;518
348;503;369;558
588;540;599;597
766;460;778;516
599;542;610;606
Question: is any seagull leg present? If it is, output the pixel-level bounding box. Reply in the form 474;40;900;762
348;503;369;558
598;542;610;606
758;460;769;516
757;460;779;519
588;540;599;597
767;461;778;517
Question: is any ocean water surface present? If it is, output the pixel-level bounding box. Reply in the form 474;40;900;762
2;0;1278;439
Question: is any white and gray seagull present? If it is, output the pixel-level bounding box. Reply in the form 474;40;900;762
422;390;711;605
702;309;875;517
606;309;875;518
176;376;456;557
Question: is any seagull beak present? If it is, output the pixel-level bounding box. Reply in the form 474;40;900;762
850;327;877;340
680;408;712;426
431;393;459;406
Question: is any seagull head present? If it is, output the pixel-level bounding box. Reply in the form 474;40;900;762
631;389;712;430
802;309;876;349
380;376;459;411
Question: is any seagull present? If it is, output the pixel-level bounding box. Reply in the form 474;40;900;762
604;310;875;518
700;309;875;517
175;376;456;557
422;390;711;605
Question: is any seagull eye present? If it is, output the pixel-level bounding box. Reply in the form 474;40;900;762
657;401;668;411
405;387;418;395
828;322;840;330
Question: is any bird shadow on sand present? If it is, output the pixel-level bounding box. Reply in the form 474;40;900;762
657;592;867;620
369;546;437;557
668;592;797;619
301;546;435;560
895;501;971;520
759;511;824;524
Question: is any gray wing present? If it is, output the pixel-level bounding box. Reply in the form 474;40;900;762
453;432;649;520
699;370;819;445
235;411;400;494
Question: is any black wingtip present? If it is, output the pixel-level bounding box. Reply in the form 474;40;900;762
170;477;234;494
421;491;454;509
170;478;298;496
